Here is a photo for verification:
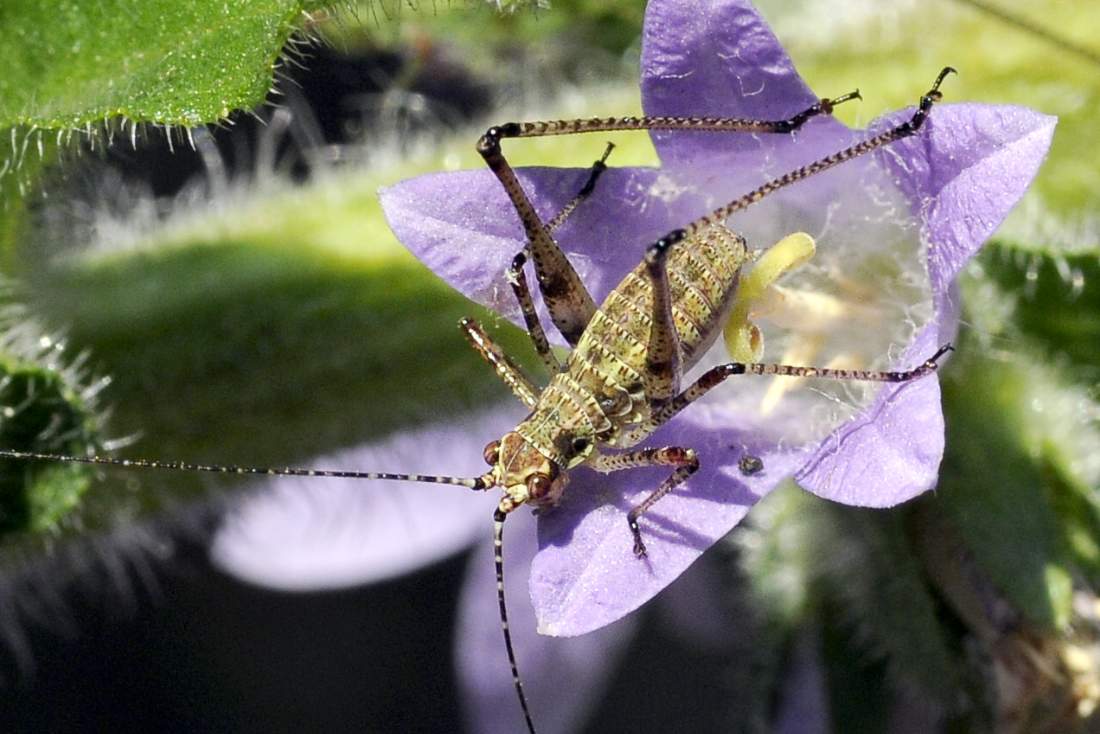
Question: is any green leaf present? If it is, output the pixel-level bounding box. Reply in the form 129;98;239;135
958;243;1100;587
810;506;962;704
0;0;324;133
0;78;647;540
819;603;892;734
739;487;962;716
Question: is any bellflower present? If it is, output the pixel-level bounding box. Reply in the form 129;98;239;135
215;0;1053;731
381;0;1054;639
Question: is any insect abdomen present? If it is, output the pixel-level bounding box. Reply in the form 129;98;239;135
578;223;746;373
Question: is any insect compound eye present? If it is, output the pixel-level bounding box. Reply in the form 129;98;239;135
526;473;552;500
483;440;501;466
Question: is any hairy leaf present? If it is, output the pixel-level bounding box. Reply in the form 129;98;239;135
0;0;325;133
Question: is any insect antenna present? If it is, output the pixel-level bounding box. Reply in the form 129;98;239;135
0;448;493;488
493;506;536;734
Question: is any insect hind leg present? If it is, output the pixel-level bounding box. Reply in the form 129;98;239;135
476;85;862;348
478;129;597;348
505;144;617;375
651;345;955;432
641;232;687;405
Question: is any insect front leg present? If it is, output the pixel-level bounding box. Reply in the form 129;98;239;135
459;317;540;408
590;446;700;558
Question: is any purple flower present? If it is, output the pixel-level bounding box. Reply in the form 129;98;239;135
380;0;1054;641
215;1;1053;731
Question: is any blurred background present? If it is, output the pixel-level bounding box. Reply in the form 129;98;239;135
0;0;1098;731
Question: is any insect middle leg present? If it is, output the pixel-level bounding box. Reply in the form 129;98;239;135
590;446;700;558
587;234;695;557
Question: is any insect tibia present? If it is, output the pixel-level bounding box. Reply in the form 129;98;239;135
0;449;493;489
684;67;955;234
724;344;952;383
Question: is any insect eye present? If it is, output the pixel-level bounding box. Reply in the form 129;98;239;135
483;440;501;466
527;473;552;499
571;437;590;453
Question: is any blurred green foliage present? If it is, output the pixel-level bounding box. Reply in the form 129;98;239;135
0;352;99;534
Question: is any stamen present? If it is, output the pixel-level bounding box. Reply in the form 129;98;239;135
756;285;880;332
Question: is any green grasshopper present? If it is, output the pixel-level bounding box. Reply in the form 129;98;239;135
2;68;956;734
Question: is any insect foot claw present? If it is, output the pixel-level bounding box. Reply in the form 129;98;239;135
928;343;955;366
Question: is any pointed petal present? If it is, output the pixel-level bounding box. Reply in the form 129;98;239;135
794;324;946;507
797;103;1057;507
875;103;1057;291
641;0;844;166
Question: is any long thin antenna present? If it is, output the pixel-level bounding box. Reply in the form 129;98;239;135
493;506;536;734
0;449;492;489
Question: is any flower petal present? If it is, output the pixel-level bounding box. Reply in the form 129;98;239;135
641;0;844;166
794;324;946;507
210;407;521;590
795;104;1056;508
456;508;637;734
875;103;1057;292
531;410;811;636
